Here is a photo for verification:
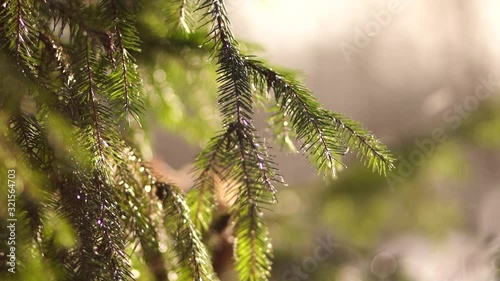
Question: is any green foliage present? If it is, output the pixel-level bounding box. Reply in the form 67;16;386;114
0;0;394;281
99;0;144;123
158;182;216;281
246;60;394;176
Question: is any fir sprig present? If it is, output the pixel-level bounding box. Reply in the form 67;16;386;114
58;169;132;281
192;1;394;280
72;34;122;168
9;113;50;243
165;0;196;33
0;0;40;74
328;112;395;175
113;150;168;281
194;1;282;280
245;59;395;175
157;182;217;281
188;129;232;232
99;0;144;123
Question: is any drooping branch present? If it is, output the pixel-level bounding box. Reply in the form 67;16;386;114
157;182;217;281
245;59;394;175
100;0;144;123
194;2;280;280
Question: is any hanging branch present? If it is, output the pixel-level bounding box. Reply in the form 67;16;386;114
165;0;196;33
193;1;394;280
99;0;144;123
0;0;40;74
192;1;282;281
57;169;132;281
188;129;232;232
8;113;50;249
72;34;123;168
245;59;395;176
111;149;168;281
157;182;217;281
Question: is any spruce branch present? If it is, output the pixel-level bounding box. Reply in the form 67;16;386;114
9;113;51;243
188;129;233;232
193;2;394;278
232;199;272;281
100;0;144;123
245;59;395;175
57;169;132;281
245;59;347;176
0;0;39;73
113;150;168;281
199;0;280;195
165;0;196;33
195;2;281;280
328;112;395;175
10;113;49;170
225;124;277;281
157;182;217;281
72;35;123;168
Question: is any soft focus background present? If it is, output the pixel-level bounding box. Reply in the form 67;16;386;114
148;1;500;280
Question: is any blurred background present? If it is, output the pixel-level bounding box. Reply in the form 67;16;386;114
144;0;500;280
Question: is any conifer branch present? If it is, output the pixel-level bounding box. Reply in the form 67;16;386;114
10;113;49;170
9;113;50;242
85;41;105;164
37;29;83;119
0;0;40;74
100;0;144;123
196;1;280;280
73;35;122;167
245;59;346;176
58;169;132;281
166;0;196;33
157;182;217;281
328;112;395;175
228;124;276;281
245;59;395;175
232;198;272;281
188;129;233;232
113;150;168;281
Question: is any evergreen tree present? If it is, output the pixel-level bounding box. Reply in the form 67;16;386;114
0;1;394;281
